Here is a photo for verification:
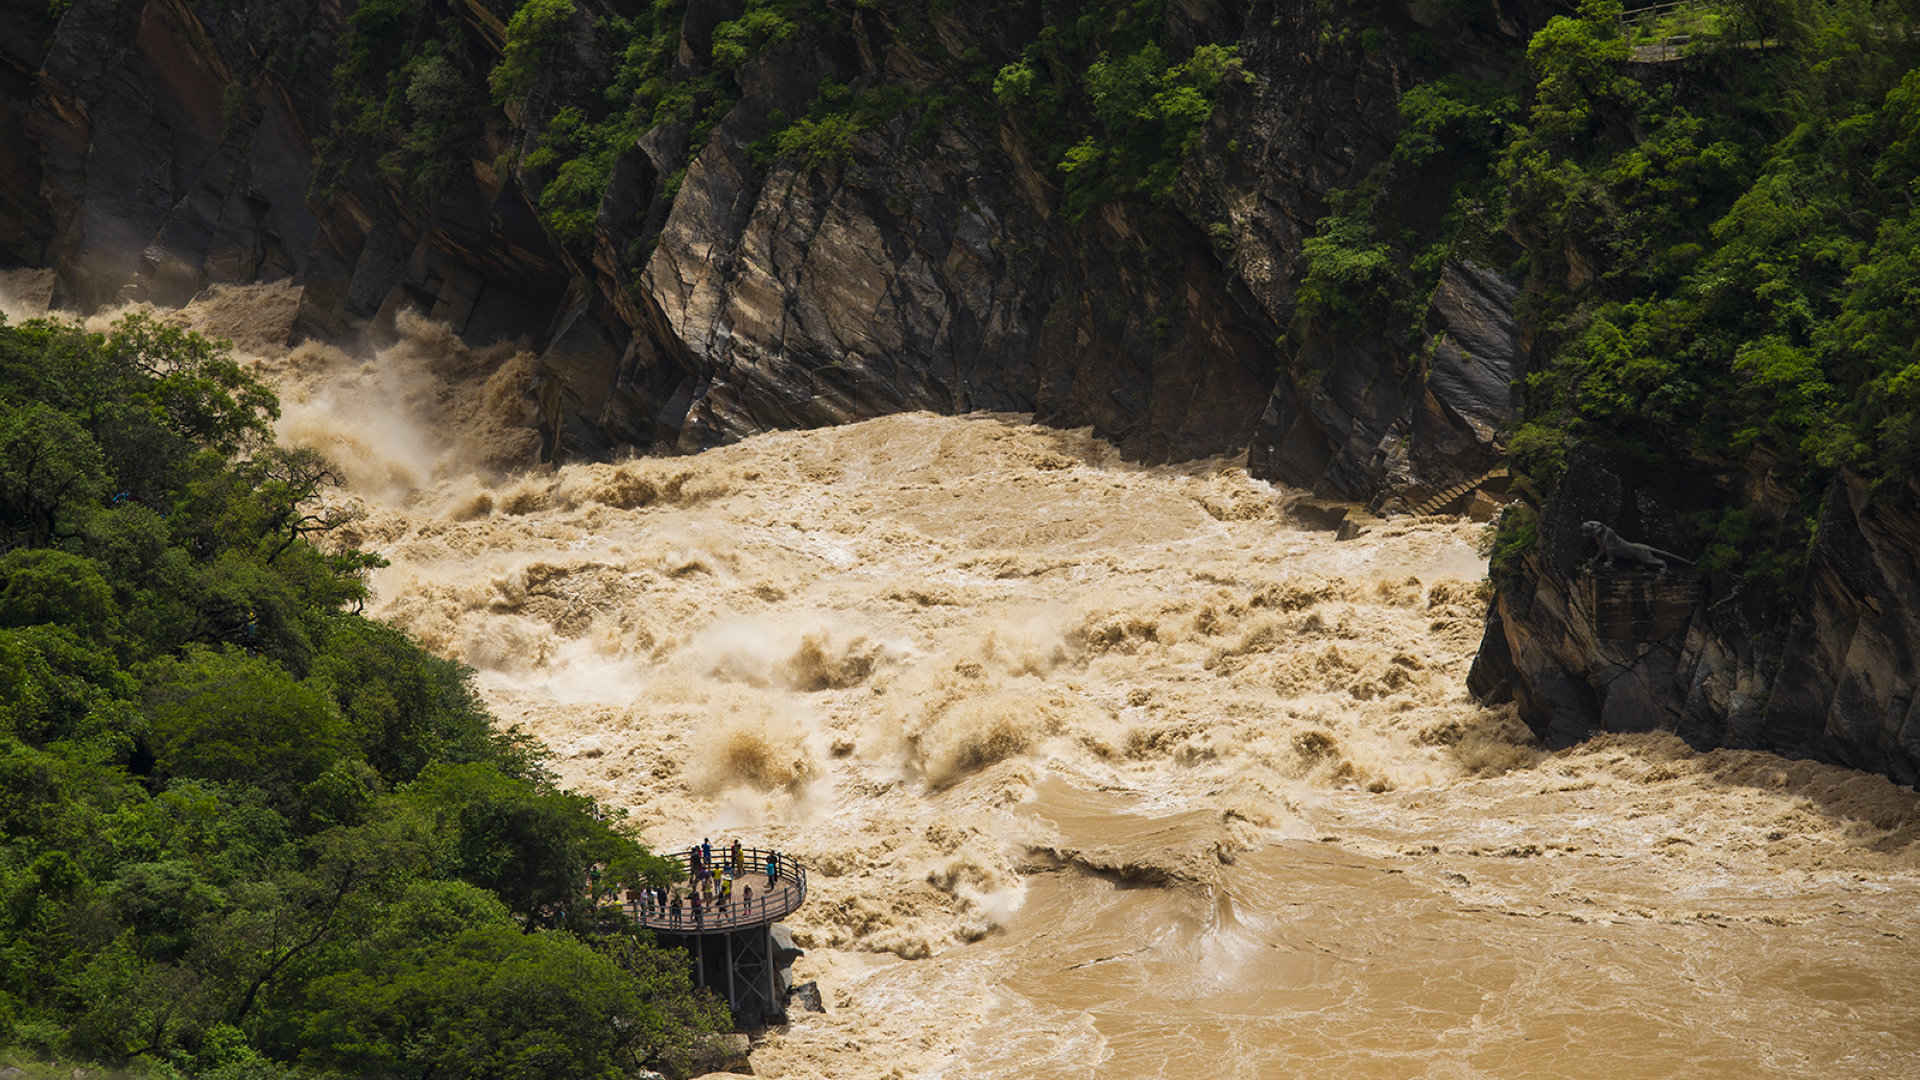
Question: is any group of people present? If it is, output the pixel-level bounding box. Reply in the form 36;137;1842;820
629;837;785;927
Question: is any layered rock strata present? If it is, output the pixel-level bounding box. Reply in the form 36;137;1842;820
2;0;1522;493
1472;454;1920;785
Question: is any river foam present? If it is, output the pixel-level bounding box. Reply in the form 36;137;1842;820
45;282;1920;1079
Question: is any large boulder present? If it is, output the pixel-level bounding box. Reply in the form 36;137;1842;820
1250;260;1518;501
769;922;805;968
1473;453;1920;784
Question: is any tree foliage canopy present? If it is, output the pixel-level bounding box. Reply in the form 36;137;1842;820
0;312;719;1076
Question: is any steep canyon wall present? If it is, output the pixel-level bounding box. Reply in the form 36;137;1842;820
4;0;1917;787
0;0;1529;488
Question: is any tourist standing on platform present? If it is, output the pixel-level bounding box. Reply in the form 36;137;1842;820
742;883;753;911
766;849;779;885
691;890;703;928
671;891;682;924
732;838;744;877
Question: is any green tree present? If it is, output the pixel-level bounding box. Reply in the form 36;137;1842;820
140;647;349;804
402;762;670;923
309;618;495;784
296;915;715;1080
490;0;578;102
0;549;119;642
0;403;107;549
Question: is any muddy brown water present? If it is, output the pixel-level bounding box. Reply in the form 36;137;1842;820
30;284;1920;1078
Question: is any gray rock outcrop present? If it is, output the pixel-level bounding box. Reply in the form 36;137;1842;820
1472;452;1920;784
2;0;1525;505
1251;259;1519;503
768;922;804;969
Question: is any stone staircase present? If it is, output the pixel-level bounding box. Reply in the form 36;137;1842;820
1407;467;1509;517
1287;467;1510;539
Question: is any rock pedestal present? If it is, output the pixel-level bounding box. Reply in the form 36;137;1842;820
1474;452;1920;784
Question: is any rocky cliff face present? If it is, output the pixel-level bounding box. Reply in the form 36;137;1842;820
19;2;1911;783
1;0;1527;499
528;2;1324;465
15;0;333;310
1471;452;1920;785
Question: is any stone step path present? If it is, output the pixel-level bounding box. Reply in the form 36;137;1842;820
1408;467;1509;517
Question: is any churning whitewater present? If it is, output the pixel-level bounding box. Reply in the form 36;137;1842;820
34;283;1920;1078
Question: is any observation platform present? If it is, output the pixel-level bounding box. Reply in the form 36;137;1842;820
622;845;808;935
622;845;809;1026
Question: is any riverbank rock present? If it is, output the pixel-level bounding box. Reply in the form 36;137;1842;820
688;1032;754;1076
789;979;825;1014
1473;454;1920;784
769;922;804;968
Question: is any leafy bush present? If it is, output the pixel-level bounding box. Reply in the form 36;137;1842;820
1056;41;1243;218
711;2;797;70
771;111;867;168
513;4;704;247
490;0;576;103
1490;503;1540;580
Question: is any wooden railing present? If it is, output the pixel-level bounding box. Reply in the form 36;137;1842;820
621;846;808;934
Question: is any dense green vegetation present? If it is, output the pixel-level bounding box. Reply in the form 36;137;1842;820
322;0;1243;245
991;1;1244;220
314;0;498;200
1298;0;1920;587
0;314;724;1077
500;0;712;247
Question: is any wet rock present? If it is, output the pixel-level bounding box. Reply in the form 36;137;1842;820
769;922;805;967
1466;604;1514;705
1286;497;1359;532
1474;453;1920;783
789;979;825;1013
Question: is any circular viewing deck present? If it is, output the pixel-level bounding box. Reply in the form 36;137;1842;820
624;846;807;935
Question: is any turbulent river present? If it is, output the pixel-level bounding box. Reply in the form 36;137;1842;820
23;280;1920;1078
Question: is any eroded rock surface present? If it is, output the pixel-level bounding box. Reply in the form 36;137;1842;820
3;0;1523;500
1473;453;1920;785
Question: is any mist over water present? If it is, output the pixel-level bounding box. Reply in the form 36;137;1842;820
33;283;1920;1078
